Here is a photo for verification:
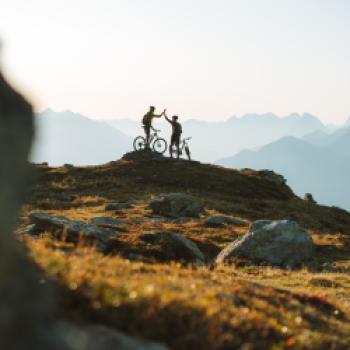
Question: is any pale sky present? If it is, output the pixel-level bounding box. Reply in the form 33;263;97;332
1;0;349;123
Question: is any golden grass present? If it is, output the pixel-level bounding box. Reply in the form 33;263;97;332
24;235;350;350
20;156;350;349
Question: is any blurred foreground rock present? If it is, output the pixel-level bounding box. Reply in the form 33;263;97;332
56;322;169;350
216;220;315;268
0;71;66;349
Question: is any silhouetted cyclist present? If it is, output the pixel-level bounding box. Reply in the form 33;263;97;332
142;106;164;148
164;111;182;158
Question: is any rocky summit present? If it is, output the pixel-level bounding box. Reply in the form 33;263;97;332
14;150;350;349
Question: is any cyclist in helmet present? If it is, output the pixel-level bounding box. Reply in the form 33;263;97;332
142;106;164;148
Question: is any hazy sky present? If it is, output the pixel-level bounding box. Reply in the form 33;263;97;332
1;0;349;123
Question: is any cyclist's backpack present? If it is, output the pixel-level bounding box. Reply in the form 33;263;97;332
175;122;182;134
142;113;150;125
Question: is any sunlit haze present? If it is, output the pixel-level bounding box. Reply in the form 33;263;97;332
1;0;349;123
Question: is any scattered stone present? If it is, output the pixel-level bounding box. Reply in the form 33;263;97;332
105;202;133;210
29;212;116;252
139;230;205;265
14;224;38;236
215;220;315;268
127;218;146;224
149;193;203;218
168;217;192;224
204;215;247;228
127;253;143;261
304;193;317;204
90;217;128;231
60;194;76;202
56;321;169;350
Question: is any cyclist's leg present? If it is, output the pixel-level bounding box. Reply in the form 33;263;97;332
144;125;151;148
175;134;181;159
169;134;175;157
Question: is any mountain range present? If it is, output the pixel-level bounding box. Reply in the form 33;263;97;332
218;129;350;210
31;109;131;166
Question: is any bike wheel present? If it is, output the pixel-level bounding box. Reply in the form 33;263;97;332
152;137;167;154
133;136;146;151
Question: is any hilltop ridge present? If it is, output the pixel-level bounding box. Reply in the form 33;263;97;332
29;150;350;232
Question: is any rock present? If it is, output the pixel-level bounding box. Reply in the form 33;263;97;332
122;149;166;162
140;230;205;265
29;212;116;251
14;224;38;236
127;218;146;224
63;163;74;169
56;321;169;350
304;193;317;204
204;215;247;228
0;71;67;349
90;217;128;232
168;217;192;224
257;170;287;185
149;193;203;218
105;202;133;210
215;220;315;268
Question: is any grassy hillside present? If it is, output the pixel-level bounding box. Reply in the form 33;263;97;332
19;151;350;349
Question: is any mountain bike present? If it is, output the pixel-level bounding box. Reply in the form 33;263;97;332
170;136;192;160
133;128;168;154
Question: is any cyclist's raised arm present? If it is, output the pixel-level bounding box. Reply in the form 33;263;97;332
164;112;172;124
154;109;166;118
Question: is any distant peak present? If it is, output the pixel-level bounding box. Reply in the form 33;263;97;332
239;113;278;121
301;112;319;120
41;108;55;114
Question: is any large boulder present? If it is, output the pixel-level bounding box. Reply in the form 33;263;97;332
204;215;247;228
149;193;203;218
140;230;205;265
215;220;315;268
29;212;115;251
